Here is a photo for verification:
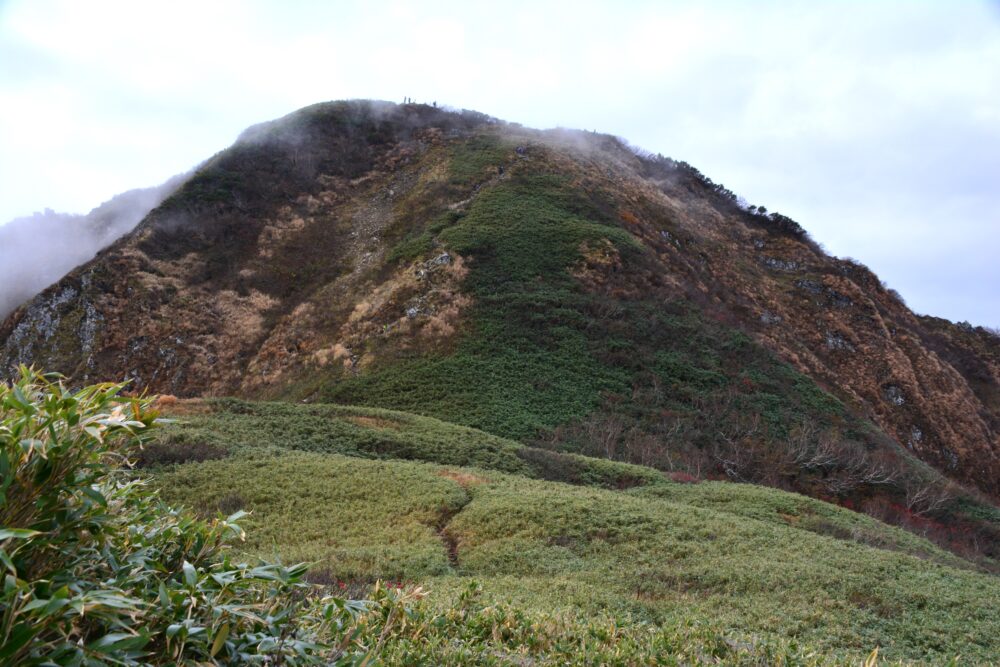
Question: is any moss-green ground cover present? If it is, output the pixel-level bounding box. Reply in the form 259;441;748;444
150;402;1000;664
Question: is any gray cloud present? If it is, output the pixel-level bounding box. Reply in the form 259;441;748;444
0;176;183;319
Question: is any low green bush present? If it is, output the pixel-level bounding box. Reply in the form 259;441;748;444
0;368;371;665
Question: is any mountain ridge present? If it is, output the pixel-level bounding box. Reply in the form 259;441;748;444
2;100;997;561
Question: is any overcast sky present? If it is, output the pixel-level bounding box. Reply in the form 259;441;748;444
1;0;998;327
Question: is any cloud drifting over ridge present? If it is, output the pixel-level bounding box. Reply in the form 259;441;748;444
0;177;183;320
0;0;998;326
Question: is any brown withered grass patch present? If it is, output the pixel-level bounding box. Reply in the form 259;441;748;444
152;396;214;416
436;469;489;488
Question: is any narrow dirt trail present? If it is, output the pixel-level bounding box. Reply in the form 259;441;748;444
432;470;487;569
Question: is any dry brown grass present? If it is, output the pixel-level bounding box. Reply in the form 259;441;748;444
152;396;213;416
256;210;308;258
436;469;489;488
317;251;473;369
572;239;623;289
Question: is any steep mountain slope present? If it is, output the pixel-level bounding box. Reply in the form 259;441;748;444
1;100;997;552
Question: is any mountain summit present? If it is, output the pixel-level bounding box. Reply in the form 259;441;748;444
2;100;997;554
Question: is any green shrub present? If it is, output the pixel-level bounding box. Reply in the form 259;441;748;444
132;436;228;468
0;368;371;665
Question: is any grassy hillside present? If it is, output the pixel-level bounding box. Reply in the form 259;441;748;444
145;398;663;489
147;401;1000;664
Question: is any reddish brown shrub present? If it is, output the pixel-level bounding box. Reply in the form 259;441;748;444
668;471;700;484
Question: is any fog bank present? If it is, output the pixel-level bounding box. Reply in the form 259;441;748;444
0;175;185;320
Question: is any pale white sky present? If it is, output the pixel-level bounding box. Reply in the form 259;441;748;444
1;0;998;327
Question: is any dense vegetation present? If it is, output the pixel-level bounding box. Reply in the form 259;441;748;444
148;398;1000;664
3;369;999;662
149;399;971;568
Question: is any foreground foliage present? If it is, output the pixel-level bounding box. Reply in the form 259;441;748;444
0;369;372;665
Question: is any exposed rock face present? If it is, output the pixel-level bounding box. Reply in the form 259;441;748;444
1;100;998;502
